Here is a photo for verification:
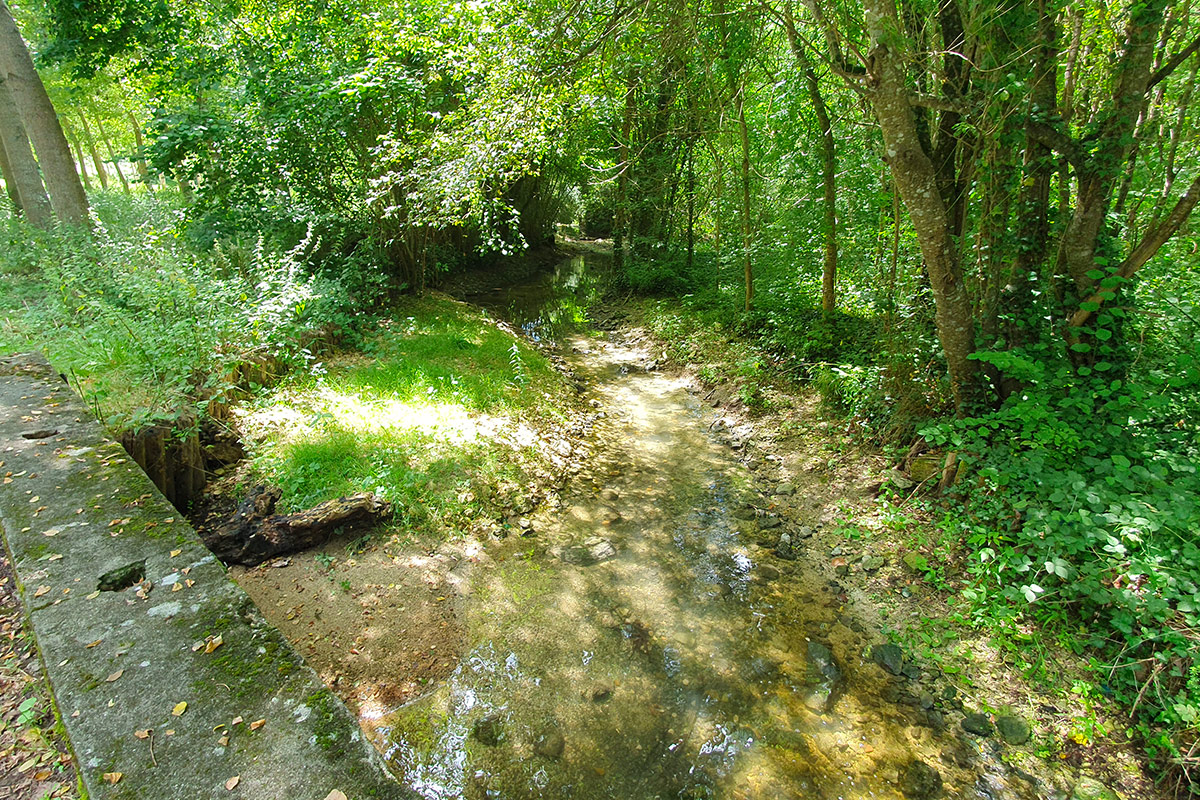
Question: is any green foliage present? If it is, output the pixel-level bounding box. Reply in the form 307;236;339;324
922;347;1200;770
0;194;332;430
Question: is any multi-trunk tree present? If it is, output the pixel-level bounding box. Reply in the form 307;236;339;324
0;0;88;228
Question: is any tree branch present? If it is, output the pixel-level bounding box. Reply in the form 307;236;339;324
1024;120;1084;170
1068;171;1200;328
1148;34;1200;89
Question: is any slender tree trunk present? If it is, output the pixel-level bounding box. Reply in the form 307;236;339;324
1159;56;1198;205
1057;6;1084;242
862;0;977;414
125;110;151;182
805;64;837;315
68;130;93;191
1056;0;1166;294
0;0;88;226
76;110;108;191
737;88;753;312
0;75;50;226
0;135;17;212
782;6;838;315
614;76;634;269
97;116;130;194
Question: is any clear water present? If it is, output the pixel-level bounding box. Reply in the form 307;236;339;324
370;252;1042;800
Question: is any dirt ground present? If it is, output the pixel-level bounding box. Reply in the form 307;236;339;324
0;553;77;800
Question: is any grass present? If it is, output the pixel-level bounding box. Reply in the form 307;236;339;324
0;193;326;432
237;294;578;533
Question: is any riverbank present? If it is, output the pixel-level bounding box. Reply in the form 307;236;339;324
625;298;1162;799
212;248;1153;798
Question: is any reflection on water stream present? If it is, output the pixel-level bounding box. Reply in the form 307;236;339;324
372;252;1039;799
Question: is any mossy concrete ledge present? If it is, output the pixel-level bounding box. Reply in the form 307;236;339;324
0;354;410;800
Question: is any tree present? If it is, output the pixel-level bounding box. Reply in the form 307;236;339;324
0;0;88;226
0;73;52;226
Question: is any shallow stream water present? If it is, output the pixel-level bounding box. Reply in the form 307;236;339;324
370;252;1043;800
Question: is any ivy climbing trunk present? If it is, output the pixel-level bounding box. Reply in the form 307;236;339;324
861;0;976;414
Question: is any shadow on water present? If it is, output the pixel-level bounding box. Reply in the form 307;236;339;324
372;251;1043;800
465;253;608;345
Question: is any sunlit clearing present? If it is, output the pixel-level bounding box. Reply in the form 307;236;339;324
244;382;540;449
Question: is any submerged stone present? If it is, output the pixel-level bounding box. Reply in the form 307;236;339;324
961;711;994;737
900;759;944;799
996;714;1031;745
472;714;505;746
873;643;905;676
774;533;796;561
533;729;565;759
803;641;843;713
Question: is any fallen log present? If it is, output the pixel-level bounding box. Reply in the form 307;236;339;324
201;486;392;566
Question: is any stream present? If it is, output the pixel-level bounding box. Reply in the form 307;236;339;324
370;251;1044;800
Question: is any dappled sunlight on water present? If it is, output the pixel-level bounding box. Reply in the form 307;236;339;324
365;253;1041;800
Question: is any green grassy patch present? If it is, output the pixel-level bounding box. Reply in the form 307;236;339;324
239;295;576;531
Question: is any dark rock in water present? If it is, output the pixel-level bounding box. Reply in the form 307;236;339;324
923;709;947;731
1070;777;1120;800
472;714;505;746
533;729;565;759
759;515;782;530
961;711;994;737
902;663;922;680
919;692;936;710
774;533;796;561
734;507;757;521
746;656;780;681
757;563;782;581
900;759;944;799
873;643;905;676
803;641;844;713
996;714;1031;745
941;686;958;701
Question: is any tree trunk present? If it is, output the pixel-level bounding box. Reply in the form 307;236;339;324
97;115;130;194
614;76;634;270
782;6;838;315
0;135;17;212
200;486;392;566
68;130;93;191
126;110;151;182
737;88;753;312
0;0;89;227
862;0;977;414
76;110;108;191
0;75;50;226
1056;0;1166;294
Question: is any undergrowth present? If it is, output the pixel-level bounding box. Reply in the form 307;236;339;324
0;193;372;432
238;295;575;533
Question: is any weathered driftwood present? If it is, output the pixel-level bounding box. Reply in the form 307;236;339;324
201;486;392;566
